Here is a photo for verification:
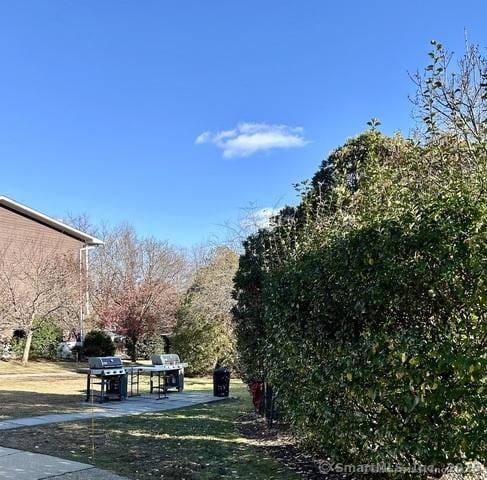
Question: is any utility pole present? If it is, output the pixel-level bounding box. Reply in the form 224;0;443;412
79;245;96;342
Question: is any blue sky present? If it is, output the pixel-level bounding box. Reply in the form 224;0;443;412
1;1;486;247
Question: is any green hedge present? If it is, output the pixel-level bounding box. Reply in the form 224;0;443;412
234;131;487;469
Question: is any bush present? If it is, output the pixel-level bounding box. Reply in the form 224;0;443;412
83;330;116;357
126;334;166;360
9;318;62;360
261;196;486;466
31;318;63;359
172;247;238;375
10;337;25;359
172;311;235;375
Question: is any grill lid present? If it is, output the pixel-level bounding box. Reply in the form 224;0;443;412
88;356;124;370
151;354;181;366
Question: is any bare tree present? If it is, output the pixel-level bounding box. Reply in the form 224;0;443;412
63;212;99;237
0;241;80;364
90;224;188;360
411;39;487;155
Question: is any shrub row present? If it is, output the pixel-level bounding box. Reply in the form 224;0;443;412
233;131;487;469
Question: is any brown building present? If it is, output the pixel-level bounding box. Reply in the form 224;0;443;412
0;196;103;340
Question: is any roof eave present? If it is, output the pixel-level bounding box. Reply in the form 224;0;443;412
0;196;104;246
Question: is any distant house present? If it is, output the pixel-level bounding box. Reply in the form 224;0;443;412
0;196;103;340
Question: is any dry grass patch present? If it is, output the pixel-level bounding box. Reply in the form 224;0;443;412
0;359;79;375
0;375;89;420
0;360;87;419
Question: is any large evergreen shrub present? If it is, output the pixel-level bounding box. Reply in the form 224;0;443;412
83;330;116;358
172;247;238;375
126;333;166;360
234;72;487;471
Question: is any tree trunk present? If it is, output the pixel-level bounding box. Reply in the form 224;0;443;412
129;336;137;362
22;329;33;365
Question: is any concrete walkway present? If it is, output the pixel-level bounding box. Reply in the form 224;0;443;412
0;393;230;478
0;392;228;431
0;446;129;479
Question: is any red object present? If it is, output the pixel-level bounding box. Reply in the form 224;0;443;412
249;381;264;411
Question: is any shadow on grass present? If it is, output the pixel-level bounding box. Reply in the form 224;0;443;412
0;389;88;420
0;388;299;480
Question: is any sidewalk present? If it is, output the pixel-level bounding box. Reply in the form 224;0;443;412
0;446;128;479
0;392;228;431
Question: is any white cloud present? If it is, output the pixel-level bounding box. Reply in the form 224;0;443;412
253;207;280;228
240;207;281;231
195;132;212;144
196;122;309;158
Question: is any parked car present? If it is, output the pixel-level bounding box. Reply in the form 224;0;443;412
57;341;77;360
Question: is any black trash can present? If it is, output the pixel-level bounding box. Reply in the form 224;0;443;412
213;367;230;397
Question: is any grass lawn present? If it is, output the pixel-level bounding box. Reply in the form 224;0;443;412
0;360;234;420
0;360;88;420
0;377;300;480
0;359;79;375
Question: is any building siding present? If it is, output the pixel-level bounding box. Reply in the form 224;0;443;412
0;205;85;339
0;205;84;255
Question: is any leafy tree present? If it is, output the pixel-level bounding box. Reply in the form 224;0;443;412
172;247;239;375
29;317;63;359
126;332;166;360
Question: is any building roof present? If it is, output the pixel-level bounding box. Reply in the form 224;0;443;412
0;196;104;246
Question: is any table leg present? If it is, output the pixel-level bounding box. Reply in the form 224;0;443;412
163;373;168;398
100;376;105;404
157;372;161;400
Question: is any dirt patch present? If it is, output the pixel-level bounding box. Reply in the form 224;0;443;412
236;412;336;479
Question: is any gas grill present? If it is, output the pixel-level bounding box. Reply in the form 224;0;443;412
88;356;126;376
149;354;188;397
79;356;127;403
77;354;189;402
122;354;189;399
151;353;188;369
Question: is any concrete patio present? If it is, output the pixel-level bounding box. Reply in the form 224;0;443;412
0;392;229;431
